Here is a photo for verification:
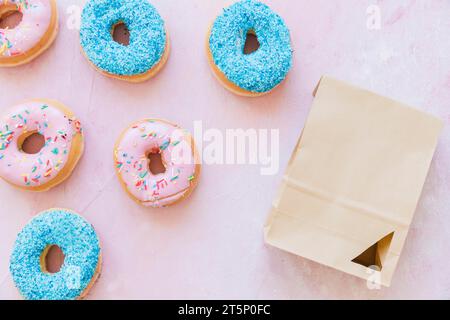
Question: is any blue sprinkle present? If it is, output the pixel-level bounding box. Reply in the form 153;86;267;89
9;209;101;300
209;0;293;93
80;0;167;76
160;140;170;151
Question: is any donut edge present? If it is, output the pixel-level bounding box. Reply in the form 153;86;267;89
113;118;201;208
80;27;170;83
206;24;291;97
0;0;59;67
0;98;84;192
11;208;102;300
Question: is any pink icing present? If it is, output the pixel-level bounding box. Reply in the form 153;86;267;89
115;120;198;208
0;101;82;188
0;0;52;57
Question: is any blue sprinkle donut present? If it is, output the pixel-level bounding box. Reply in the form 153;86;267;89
80;0;169;82
9;209;101;300
207;0;293;96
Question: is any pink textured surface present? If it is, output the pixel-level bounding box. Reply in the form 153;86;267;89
0;0;449;299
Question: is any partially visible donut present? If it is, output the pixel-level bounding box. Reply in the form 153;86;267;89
0;99;84;191
80;0;169;82
207;0;293;96
114;119;201;208
10;208;102;300
0;0;58;67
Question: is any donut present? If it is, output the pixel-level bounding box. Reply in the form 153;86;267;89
80;0;169;82
0;99;84;191
10;208;102;300
207;0;293;97
0;0;58;67
114;119;201;208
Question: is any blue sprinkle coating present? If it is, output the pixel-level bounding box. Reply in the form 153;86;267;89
9;209;101;300
80;0;167;76
209;0;293;93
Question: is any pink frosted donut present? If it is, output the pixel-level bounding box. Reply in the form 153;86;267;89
114;119;201;208
0;99;84;191
0;0;58;66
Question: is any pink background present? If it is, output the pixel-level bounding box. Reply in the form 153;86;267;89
1;0;450;299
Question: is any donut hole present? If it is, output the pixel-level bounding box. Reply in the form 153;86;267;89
0;9;23;30
18;132;45;155
243;30;260;54
147;151;166;175
40;245;65;274
112;21;130;46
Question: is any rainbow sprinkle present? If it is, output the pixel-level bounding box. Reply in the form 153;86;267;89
44;168;52;178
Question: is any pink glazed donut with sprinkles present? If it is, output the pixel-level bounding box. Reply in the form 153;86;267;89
114;119;201;208
0;99;84;191
0;0;58;67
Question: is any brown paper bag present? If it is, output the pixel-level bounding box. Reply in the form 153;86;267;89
264;76;443;286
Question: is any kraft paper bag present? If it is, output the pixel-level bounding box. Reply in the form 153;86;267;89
264;76;443;286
